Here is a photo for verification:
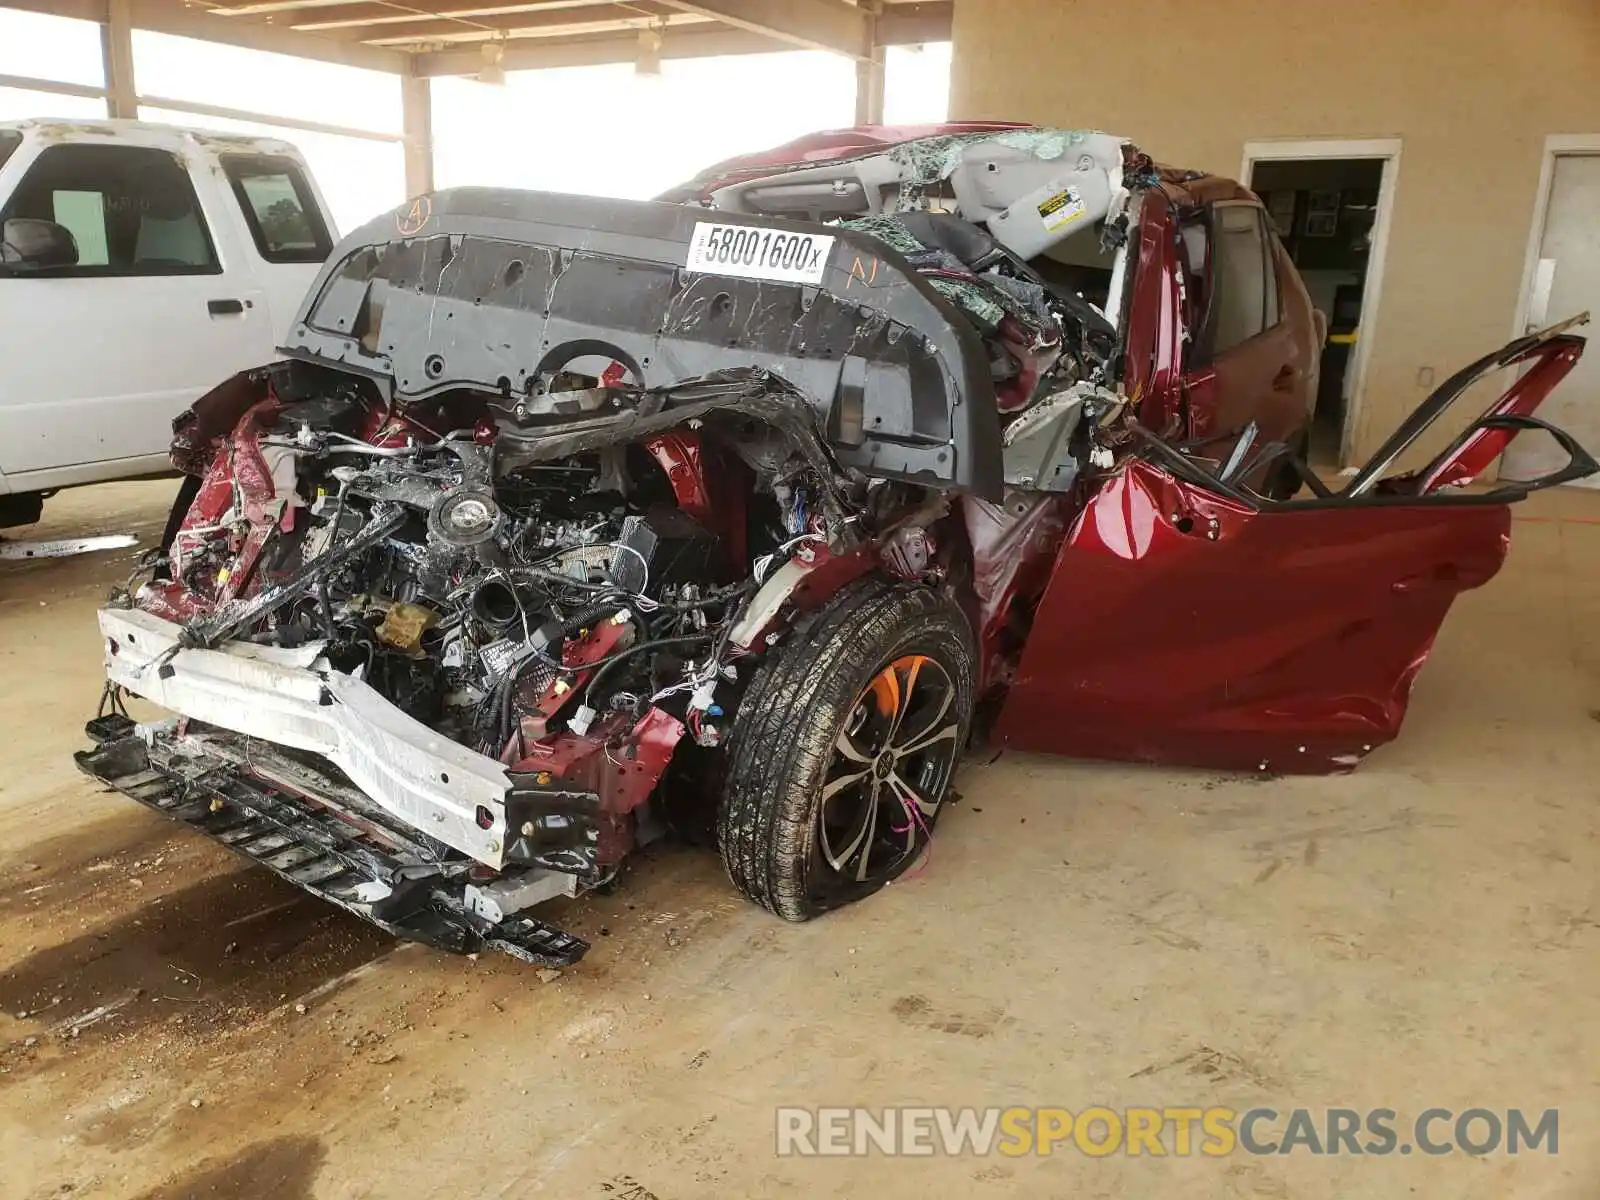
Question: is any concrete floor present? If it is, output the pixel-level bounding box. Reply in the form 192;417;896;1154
3;479;1599;1199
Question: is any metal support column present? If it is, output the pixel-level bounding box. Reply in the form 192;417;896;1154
401;71;435;197
854;3;885;126
100;0;137;120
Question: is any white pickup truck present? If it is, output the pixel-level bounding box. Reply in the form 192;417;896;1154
0;119;339;527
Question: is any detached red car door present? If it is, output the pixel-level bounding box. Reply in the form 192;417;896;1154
994;325;1589;774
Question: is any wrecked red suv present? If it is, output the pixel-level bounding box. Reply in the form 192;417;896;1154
78;126;1592;966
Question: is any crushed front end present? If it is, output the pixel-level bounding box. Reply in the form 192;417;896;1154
77;708;589;965
77;366;870;966
77;144;1140;960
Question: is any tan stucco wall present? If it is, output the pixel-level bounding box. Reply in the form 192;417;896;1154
951;0;1600;461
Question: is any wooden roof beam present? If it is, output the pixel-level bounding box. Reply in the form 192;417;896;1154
291;0;672;34
409;0;948;74
413;22;766;74
653;0;867;59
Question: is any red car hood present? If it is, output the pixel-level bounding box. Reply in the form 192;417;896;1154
657;121;1036;202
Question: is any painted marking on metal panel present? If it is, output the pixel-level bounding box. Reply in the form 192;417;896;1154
397;195;431;237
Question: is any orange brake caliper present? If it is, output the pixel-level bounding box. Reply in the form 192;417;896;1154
868;655;929;724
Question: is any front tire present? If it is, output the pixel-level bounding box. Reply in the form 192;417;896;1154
717;576;975;922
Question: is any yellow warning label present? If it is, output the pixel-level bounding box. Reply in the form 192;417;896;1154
1038;187;1087;232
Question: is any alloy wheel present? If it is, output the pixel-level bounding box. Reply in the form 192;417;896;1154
813;654;962;896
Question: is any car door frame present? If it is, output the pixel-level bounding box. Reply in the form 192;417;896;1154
1181;198;1313;457
993;322;1591;775
215;147;337;345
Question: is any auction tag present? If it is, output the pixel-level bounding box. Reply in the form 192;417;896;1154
685;222;834;285
1038;186;1087;232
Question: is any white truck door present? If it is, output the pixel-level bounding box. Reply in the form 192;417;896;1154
214;151;336;345
0;137;270;480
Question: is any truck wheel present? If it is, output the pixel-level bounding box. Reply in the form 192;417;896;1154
717;576;975;921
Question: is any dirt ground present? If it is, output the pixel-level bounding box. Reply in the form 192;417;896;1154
3;479;1600;1199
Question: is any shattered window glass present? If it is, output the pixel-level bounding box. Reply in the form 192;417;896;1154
0;144;219;276
886;127;1088;189
691;127;1116;206
837;214;1017;329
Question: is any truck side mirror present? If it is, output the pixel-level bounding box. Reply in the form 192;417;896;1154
0;217;79;270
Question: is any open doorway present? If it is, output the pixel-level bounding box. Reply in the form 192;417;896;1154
1242;139;1402;467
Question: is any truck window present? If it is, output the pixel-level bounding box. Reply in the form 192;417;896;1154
222;154;332;264
0;144;218;276
1206;203;1280;354
0;131;20;173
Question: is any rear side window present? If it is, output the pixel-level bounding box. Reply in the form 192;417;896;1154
1206;203;1280;354
222;154;332;264
0;131;20;173
0;143;218;276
